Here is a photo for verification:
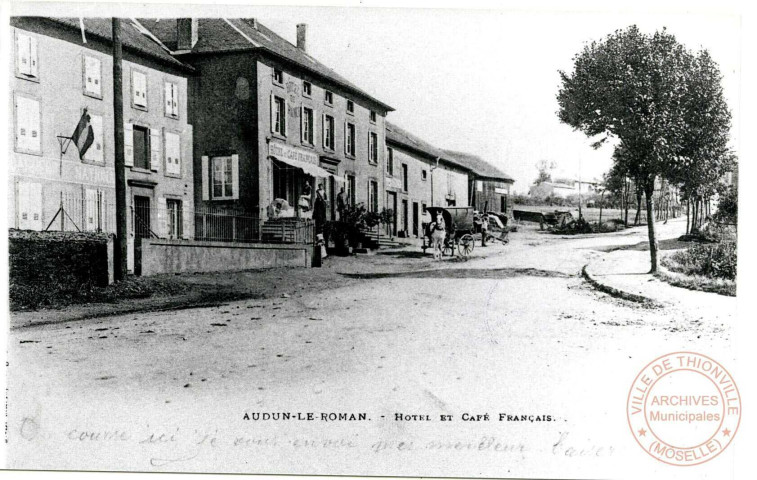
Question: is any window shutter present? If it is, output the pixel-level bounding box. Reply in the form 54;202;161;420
300;105;306;142
150;128;161;172
322;113;326;147
17;181;43;230
17;33;31;75
133;71;147;108
283;98;288;137
164;82;172;116
84;56;101;96
156;196;167;238
344;121;348;155
164;131;181;176
29;36;38;78
15;96;40;153
171;83;179;117
231;154;240;200
201;155;210;201
270;95;275;133
124;122;134;167
85;189;98;231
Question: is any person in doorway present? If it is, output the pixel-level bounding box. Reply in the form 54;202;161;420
313;183;328;234
336;187;346;221
299;181;313;214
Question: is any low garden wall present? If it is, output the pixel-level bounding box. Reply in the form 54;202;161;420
9;229;114;287
140;239;312;276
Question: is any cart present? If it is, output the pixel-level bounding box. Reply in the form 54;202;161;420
486;211;511;244
422;206;477;257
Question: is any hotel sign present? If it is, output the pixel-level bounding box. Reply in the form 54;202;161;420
269;141;318;166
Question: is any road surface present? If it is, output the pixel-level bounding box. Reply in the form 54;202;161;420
7;218;736;478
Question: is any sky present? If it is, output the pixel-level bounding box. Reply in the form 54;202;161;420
252;6;742;193
6;2;743;194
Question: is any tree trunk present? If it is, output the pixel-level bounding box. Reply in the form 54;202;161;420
644;181;658;273
634;192;642;225
685;199;690;235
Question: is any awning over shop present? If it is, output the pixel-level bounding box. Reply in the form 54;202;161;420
270;155;333;179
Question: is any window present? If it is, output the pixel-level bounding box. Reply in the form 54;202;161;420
166;199;183;239
84;189;104;232
345;122;356;156
323;114;335;150
212;156;234;199
83;113;104;164
164;81;179;119
346;175;356;206
83;55;102;98
272;96;286;136
370;110;377;123
368;132;378;163
131;70;147;109
132;125;150;170
16;32;39;81
301;106;314;145
386;147;394;175
273;68;284;85
324;90;333;105
14;95;41;155
346;100;354;114
422;203;427;213
368;180;378;212
422;169;427;181
402;164;408;192
303;81;312;97
164;131;182;177
17;181;42;230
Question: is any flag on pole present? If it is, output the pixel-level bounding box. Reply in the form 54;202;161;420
71;109;94;159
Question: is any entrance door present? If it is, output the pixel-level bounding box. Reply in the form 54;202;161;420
133;196;151;275
402;199;408;235
386;191;397;236
412;202;419;237
328;176;336;221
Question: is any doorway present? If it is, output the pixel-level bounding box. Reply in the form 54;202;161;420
412;202;419;237
402;199;408;235
386;191;397;236
133;196;151;275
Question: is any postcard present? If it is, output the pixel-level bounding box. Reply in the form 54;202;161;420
2;1;754;479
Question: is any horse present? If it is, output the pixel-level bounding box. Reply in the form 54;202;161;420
428;216;446;260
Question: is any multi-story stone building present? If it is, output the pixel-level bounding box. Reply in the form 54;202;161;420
137;18;393;241
9;17;195;273
443;150;514;214
385;122;469;237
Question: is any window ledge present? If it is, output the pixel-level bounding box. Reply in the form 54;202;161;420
15;73;40;83
271;133;287;141
83;91;103;100
132;104;148;112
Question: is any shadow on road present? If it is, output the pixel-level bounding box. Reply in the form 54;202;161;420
340;267;572;280
593;238;693;253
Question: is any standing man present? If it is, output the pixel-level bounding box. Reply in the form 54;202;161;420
314;183;328;235
336;187;346;221
481;212;488;247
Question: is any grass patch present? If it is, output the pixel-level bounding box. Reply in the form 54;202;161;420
657;242;737;296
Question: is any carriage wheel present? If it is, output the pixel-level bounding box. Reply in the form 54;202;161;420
458;234;475;256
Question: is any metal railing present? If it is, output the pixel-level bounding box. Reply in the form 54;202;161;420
194;206;314;245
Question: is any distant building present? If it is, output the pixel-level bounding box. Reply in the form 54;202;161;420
442;150;515;214
10;17;195;274
385;122;469;237
529;178;600;200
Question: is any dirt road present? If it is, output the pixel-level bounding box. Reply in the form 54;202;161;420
6;218;736;478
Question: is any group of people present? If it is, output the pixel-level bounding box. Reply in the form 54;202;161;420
298;181;348;234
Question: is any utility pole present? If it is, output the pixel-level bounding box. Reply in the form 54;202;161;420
113;18;128;281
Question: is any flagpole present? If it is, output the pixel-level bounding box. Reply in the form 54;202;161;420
113;18;128;281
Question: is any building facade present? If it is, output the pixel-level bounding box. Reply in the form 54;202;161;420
385;122;469;237
137;18;393;242
443;150;514;214
9;17;195;273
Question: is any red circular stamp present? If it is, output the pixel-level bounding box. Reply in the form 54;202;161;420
627;351;741;466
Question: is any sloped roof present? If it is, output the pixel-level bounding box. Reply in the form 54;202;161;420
442;150;514;183
36;17;192;71
385;121;446;161
138;18;393;112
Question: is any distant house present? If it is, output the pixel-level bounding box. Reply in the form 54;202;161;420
529;178;600;199
442;150;515;214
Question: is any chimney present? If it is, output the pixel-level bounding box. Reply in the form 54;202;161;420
177;18;199;50
296;23;308;52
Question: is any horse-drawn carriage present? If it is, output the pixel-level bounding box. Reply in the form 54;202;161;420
421;206;477;257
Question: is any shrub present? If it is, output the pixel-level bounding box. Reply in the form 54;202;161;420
662;243;737;280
